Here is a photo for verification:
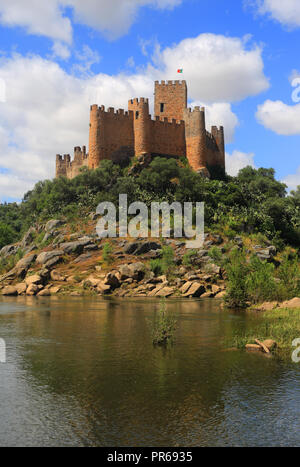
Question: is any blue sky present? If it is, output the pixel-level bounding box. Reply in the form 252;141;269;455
0;0;300;202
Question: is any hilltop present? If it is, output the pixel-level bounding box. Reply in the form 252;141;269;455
0;156;298;306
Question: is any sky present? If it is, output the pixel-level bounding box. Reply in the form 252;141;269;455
0;0;300;202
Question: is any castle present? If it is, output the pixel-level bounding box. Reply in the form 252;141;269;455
56;80;225;179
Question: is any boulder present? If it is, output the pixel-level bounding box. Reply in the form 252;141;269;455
124;241;161;256
60;240;91;255
16;282;27;295
201;291;214;298
0;244;19;258
73;253;92;264
211;284;222;295
45;219;64;232
156;287;175;297
104;272;120;289
256;246;277;262
36;250;63;265
281;297;300;309
214;291;226;299
180;281;193;295
118;262;145;281
49;286;61;295
148;283;168;297
123;242;140;255
16;254;37;270
97;282;112;294
118;264;132;280
2;285;18;296
204;263;221;276
44;256;62;269
39;268;50;280
26;284;39;296
83;276;102;288
263;339;277;351
21;227;36;248
50;270;66;282
25;275;42;286
37;289;51;297
182;283;206;298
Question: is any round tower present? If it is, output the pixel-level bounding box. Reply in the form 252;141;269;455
184;106;207;171
128;98;151;157
88;104;101;169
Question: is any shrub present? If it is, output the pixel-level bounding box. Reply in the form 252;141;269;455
277;251;300;300
102;242;113;265
246;255;277;304
208;246;223;265
161;245;175;276
151;299;177;346
0;222;16;249
150;258;163;277
224;248;249;309
182;249;198;267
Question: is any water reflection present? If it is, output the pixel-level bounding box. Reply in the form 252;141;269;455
0;297;299;446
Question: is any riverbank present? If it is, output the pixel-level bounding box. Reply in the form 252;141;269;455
0;217;299;306
224;303;300;355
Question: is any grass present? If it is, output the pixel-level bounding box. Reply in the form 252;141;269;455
226;307;300;353
150;299;177;346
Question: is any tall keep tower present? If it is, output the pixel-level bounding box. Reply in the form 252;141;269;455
154;80;187;121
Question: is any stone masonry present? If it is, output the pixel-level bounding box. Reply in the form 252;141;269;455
56;80;225;179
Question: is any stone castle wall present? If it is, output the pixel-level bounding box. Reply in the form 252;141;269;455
56;80;225;179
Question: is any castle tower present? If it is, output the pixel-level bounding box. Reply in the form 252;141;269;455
88;104;101;169
184;106;207;172
211;126;225;168
154;80;187;121
128;98;151;156
56;154;70;177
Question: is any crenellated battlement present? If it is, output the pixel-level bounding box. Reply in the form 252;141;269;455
55;80;225;179
155;80;186;86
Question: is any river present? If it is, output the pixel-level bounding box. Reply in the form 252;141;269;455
0;296;299;447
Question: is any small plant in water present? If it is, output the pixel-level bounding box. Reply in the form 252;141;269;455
151;299;177;346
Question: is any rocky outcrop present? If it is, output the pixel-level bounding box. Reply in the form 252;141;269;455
45;219;64;232
2;285;18;296
36;250;64;266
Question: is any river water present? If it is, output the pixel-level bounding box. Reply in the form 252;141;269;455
0;296;299;447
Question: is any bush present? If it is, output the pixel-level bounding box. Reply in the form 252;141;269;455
161;245;175;276
276;251;300;300
182;249;198;267
224;249;249;309
150;258;163;277
150;299;177;346
246;255;277;304
208;246;223;264
0;222;16;249
102;242;113;265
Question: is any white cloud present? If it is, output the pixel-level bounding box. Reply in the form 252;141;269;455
256;0;300;28
282;166;300;191
0;31;269;200
64;0;182;39
225;150;256;176
256;99;300;135
152;33;269;102
190;102;239;143
0;55;153;199
0;0;182;44
0;0;72;43
52;41;71;60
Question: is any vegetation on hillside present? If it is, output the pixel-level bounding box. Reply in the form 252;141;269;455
0;158;299;250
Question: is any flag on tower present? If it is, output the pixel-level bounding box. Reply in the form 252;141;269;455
177;68;183;73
